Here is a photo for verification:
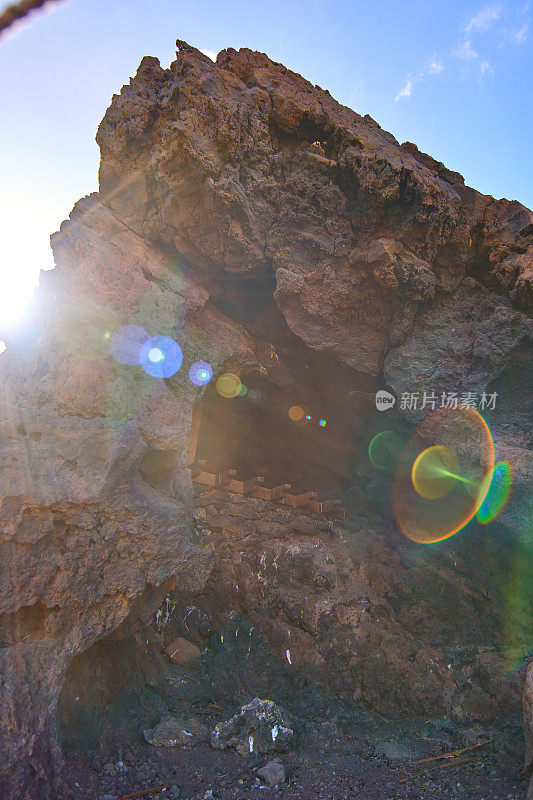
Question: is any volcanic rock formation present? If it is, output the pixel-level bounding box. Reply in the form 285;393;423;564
0;40;531;799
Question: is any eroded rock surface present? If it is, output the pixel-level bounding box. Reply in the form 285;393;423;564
0;39;531;799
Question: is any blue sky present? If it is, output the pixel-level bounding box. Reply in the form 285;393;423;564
0;0;531;331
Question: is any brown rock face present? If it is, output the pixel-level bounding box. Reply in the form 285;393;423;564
0;40;531;799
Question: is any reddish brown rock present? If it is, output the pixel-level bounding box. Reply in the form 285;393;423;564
164;636;201;665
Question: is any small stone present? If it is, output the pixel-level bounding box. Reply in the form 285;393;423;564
144;716;205;747
257;760;286;786
168;786;181;799
164;637;201;665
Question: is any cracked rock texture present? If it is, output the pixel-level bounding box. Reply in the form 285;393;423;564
0;40;531;799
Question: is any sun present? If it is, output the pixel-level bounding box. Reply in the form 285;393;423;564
0;187;59;337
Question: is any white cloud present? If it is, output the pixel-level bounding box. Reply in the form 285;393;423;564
453;40;479;60
395;79;413;102
200;48;218;61
480;59;493;75
512;22;529;43
394;52;445;103
465;5;502;32
427;55;444;74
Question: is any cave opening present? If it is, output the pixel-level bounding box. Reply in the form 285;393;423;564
188;294;376;500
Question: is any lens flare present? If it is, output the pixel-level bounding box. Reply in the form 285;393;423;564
110;324;149;365
188;361;213;387
247;389;262;403
318;418;327;428
368;430;403;471
392;406;495;544
216;372;242;398
477;461;513;524
238;383;248;397
149;347;164;362
139;335;183;379
411;445;463;500
289;405;304;421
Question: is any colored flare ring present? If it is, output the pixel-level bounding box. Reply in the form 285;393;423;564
392;407;495;544
216;372;242;398
289;405;304;421
139;335;183;379
368;430;403;471
188;361;213;386
477;461;513;524
109;324;149;366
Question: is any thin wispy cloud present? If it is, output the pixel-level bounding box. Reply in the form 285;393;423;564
465;5;502;32
512;22;529;43
427;54;444;74
394;54;445;102
453;40;479;61
480;59;493;75
395;79;413;102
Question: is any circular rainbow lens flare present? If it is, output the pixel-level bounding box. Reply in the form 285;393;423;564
216;372;242;399
477;461;513;524
188;361;213;386
247;389;262;403
392;407;495;544
139;335;183;379
318;419;327;428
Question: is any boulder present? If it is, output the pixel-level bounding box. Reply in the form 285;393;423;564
257;758;286;786
211;698;294;756
144;716;208;747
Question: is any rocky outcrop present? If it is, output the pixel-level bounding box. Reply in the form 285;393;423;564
211;698;294;756
0;38;531;799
